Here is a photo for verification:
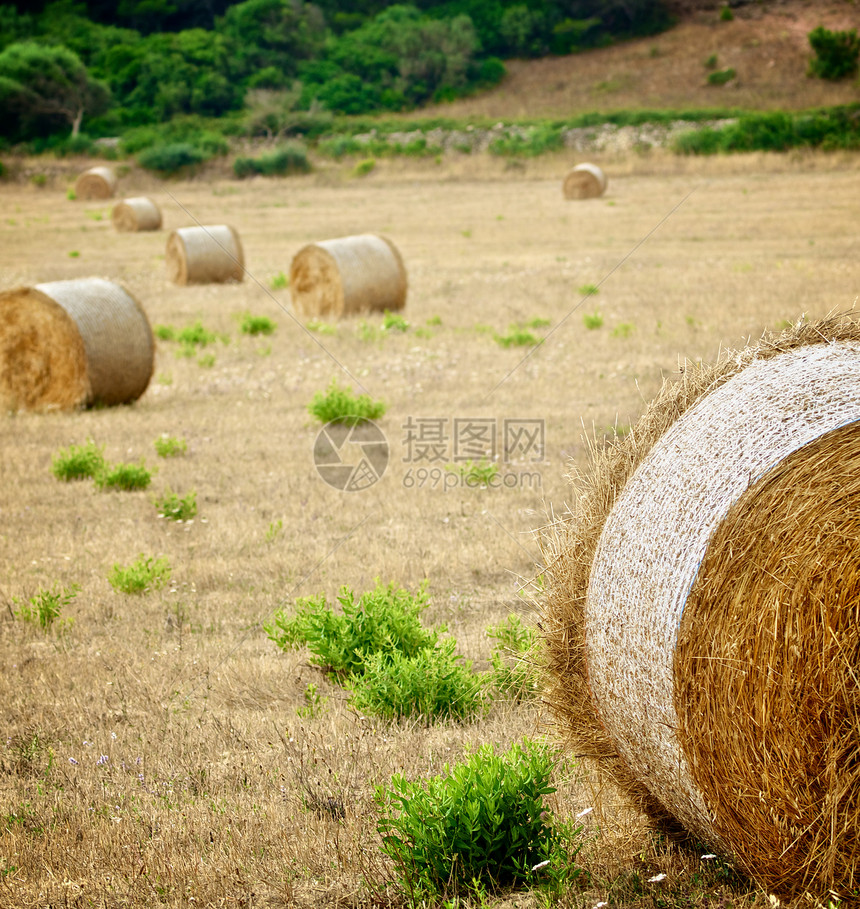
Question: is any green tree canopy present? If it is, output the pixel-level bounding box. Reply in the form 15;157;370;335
0;41;111;138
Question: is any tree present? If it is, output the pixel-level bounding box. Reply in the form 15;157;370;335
808;26;860;81
0;41;111;138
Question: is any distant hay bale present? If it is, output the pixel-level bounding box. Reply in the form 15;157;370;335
74;166;117;200
0;278;155;411
562;163;607;200
289;234;407;319
540;314;860;901
112;197;162;232
166;225;244;285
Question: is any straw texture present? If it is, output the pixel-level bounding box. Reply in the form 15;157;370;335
75;166;117;200
539;314;860;901
0;278;154;411
166;225;244;285
563;163;607;200
112;197;162;232
289;234;407;319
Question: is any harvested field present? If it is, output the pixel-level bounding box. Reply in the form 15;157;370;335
0;149;859;908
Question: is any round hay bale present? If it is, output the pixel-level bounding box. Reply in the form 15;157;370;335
289;234;407;320
562;163;607;200
540;314;860;901
112;197;162;232
166;225;244;285
74;166;117;200
0;278;155;411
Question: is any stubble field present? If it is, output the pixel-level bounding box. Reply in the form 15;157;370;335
1;148;859;908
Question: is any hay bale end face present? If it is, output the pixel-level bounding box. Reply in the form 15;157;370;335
0;278;155;411
166;225;244;285
563;163;607;200
541;315;860;901
112;197;162;232
74;166;118;200
289;234;407;319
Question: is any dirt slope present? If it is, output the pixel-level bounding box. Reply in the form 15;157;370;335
411;0;859;120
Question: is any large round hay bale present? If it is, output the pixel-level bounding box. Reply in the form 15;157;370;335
540;314;860;901
74;166;117;200
289;234;407;320
562;163;607;200
0;278;155;411
166;225;244;285
112;197;162;232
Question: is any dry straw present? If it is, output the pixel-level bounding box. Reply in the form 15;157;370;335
0;278;155;411
112;197;162;232
539;314;860;901
562;163;607;200
289;234;407;319
166;225;244;285
74;166;118;200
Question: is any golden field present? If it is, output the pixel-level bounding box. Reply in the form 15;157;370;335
1;147;859;907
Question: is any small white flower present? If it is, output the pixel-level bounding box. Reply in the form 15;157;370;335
594;902;608;908
531;860;550;872
575;807;594;819
647;873;666;883
701;854;716;860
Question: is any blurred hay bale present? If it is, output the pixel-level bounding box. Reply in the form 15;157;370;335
166;225;244;285
563;163;607;200
0;278;155;411
540;314;860;901
112;197;162;232
289;234;407;319
74;166;117;200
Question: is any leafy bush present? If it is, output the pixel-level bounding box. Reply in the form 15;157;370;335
14;583;79;631
154;435;187;458
52;440;105;481
265;580;438;677
376;739;581;901
381;310;408;332
353;157;376;176
808;26;860;80
108;555;171;595
233;142;311;178
95;461;152;491
707;67;735;86
317;135;363;158
349;638;484;722
176;320;219;347
489;124;564;157
138;142;206;175
269;271;288;289
583;311;603;330
307;380;386;426
240;314;276;336
448;458;499;488
495;325;539;348
153;324;175;341
154;489;197;521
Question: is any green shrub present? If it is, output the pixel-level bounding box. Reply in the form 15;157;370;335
154;324;176;341
14;583;79;632
376;739;581;901
307;380;386;426
583;311;603;330
348;639;484;722
808;26;860;80
269;271;288;289
240;314;276;336
525;316;551;329
381;310;408;332
265;580;438;677
704;54;718;70
448;458;499;488
613;322;634;339
233;142;311;178
318;135;362;159
176;321;219;347
707;67;736;86
154;435;187;458
108;555;171;595
719;5;734;21
95;461;152;492
353;157;376;176
138;142;206;175
579;283;599;297
154;489;197;522
51;440;105;481
495;325;539;348
489;125;564;157
306;319;336;335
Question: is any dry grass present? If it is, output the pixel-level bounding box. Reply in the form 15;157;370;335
1;149;859;907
